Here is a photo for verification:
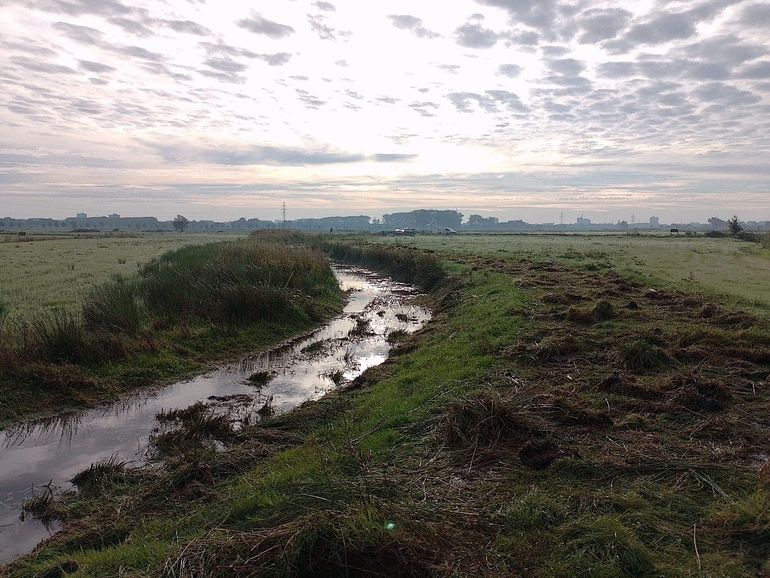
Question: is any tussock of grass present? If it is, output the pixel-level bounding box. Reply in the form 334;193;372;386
621;339;671;373
152;402;235;454
443;390;535;451
71;457;133;496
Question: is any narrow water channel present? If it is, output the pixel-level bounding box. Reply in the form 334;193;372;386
0;265;431;565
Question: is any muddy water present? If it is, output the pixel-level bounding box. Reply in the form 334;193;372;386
0;266;430;565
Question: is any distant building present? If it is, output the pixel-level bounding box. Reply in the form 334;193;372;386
576;215;591;226
109;214;120;219
76;213;87;219
649;216;660;228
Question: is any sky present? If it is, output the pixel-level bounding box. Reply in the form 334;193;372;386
0;0;769;223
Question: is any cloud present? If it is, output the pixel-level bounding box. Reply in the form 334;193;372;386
447;90;526;113
10;55;76;74
388;14;440;39
737;60;770;79
455;22;500;48
315;2;335;11
410;101;440;117
497;63;522;77
165;20;211;36
373;153;418;161
237;14;295;38
78;60;115;73
204;57;248;73
547;58;585;75
255;53;292;66
52;21;102;44
626;12;697;45
155;144;365;166
437;64;461;73
577;8;631;43
740;3;770;27
476;0;561;33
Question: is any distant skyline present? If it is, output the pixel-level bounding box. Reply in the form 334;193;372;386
1;0;769;222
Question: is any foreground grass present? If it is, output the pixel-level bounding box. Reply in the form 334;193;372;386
8;238;770;576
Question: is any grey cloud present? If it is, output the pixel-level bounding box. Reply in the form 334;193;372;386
497;63;522;77
507;30;539;45
315;2;336;11
448;90;525;113
199;41;257;59
256;53;292;66
740;3;770;27
737;60;770;78
373;153;418;161
597;61;636;78
204;57;248;73
476;0;560;33
692;82;761;105
78;60;115;73
26;0;133;17
296;89;325;108
455;22;500;48
10;56;76;75
238;14;295;38
165;20;211;35
437;64;461;73
388;14;440;39
308;14;344;40
410;101;439;117
682;35;767;66
547;58;585;75
377;96;400;104
0;39;57;57
109;16;153;36
626;12;696;45
52;21;102;44
577;8;631;43
113;45;165;62
156;145;364;166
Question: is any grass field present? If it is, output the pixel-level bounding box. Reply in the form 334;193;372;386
9;234;770;577
0;233;230;317
377;233;770;314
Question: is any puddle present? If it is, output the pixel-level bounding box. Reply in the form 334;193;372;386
0;265;430;565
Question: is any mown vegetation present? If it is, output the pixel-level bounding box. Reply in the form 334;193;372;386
0;233;342;425
375;232;770;314
8;234;770;577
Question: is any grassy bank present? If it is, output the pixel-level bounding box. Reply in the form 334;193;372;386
0;234;342;426
8;236;770;577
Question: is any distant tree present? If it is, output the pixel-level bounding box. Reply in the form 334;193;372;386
173;215;189;232
708;217;727;230
727;215;743;236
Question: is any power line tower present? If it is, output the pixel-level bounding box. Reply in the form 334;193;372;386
281;202;287;228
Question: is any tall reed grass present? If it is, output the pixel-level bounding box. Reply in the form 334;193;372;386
0;237;339;369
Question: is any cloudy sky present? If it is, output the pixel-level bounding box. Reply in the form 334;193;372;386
1;0;769;223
